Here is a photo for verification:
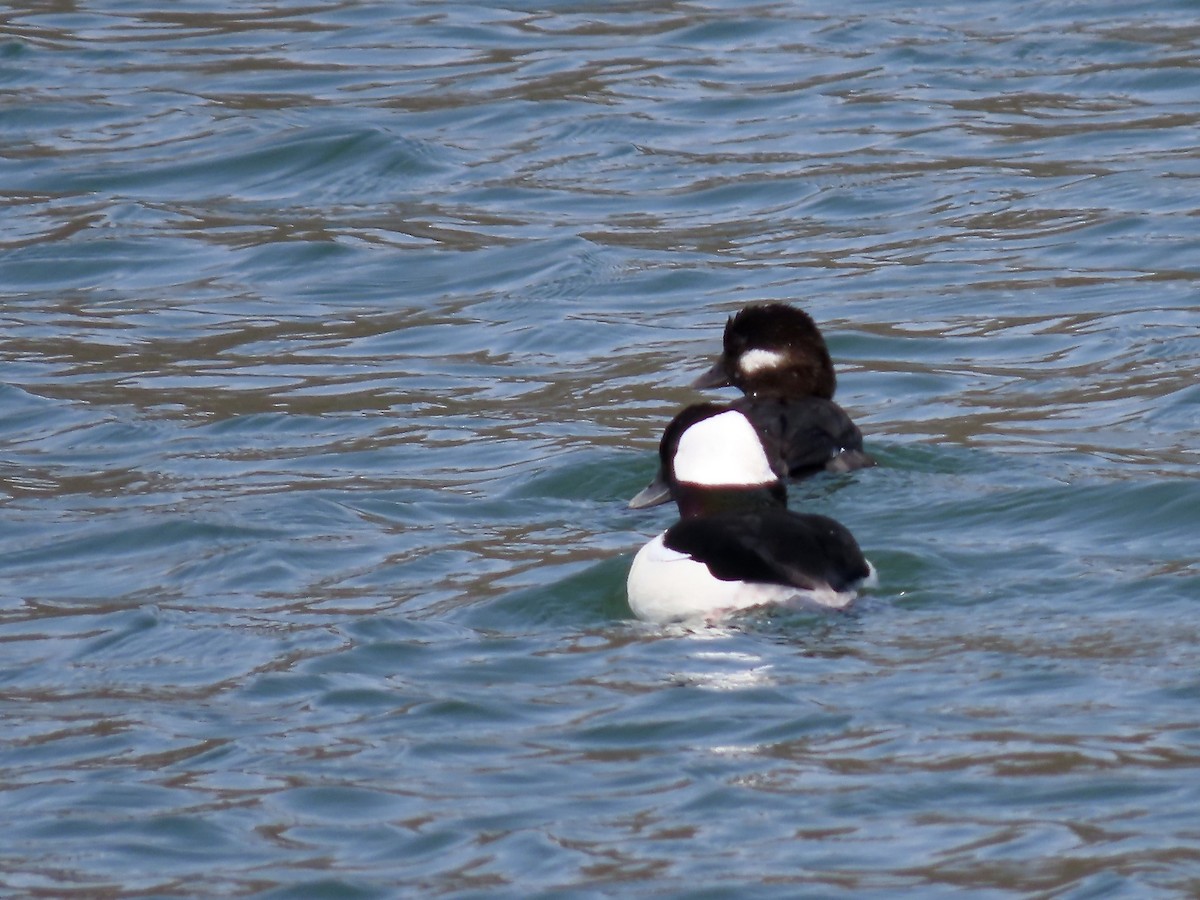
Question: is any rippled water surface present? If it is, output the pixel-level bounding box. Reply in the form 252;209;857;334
3;0;1200;896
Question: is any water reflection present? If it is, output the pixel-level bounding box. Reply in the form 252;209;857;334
2;0;1200;895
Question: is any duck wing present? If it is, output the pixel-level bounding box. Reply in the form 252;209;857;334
734;396;874;479
663;509;870;593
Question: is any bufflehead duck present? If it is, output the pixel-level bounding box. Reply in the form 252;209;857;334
693;303;836;398
626;404;875;624
629;303;873;509
628;394;871;509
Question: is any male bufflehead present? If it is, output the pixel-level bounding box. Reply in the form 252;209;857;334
629;303;873;509
626;404;875;624
629;394;871;508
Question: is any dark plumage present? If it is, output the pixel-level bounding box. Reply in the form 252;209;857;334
663;509;871;593
629;302;875;509
731;394;872;480
629;394;870;509
626;404;875;623
693;303;836;399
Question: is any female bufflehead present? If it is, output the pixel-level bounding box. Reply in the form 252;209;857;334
629;303;873;509
626;404;875;624
693;303;837;398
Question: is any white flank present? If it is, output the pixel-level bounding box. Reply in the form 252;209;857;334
627;533;792;623
673;409;776;487
737;347;788;375
627;534;865;624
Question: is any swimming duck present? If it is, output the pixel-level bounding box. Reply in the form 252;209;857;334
627;403;875;624
630;304;873;509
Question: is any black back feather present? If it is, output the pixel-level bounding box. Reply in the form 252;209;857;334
663;509;870;592
732;395;873;479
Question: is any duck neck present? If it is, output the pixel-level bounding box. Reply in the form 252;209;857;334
744;367;836;400
673;482;787;519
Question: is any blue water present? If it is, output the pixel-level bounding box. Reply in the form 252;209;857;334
2;1;1199;896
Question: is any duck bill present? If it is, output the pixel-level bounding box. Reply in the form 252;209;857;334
691;359;731;389
627;472;673;509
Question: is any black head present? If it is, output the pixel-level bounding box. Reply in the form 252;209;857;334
693;303;836;399
628;403;728;509
628;402;787;518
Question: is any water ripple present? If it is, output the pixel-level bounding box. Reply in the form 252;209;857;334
2;0;1200;896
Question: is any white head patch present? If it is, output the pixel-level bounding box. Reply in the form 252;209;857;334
737;348;788;376
673;410;777;487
